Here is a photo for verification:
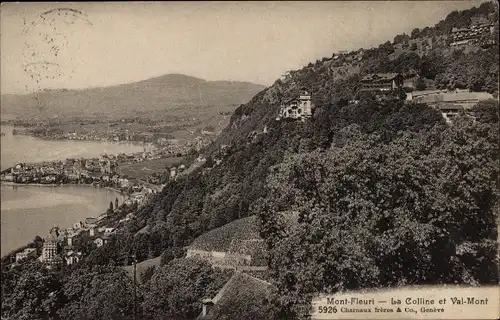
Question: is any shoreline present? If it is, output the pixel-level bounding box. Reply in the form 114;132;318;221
1;182;128;259
2;130;151;148
1;125;148;149
0;181;125;196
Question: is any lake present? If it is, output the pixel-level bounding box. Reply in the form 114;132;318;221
0;185;126;255
1;125;144;171
0;125;143;255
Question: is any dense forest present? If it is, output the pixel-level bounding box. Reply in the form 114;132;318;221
256;105;498;318
1;2;499;320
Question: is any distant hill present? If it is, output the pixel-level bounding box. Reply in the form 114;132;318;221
0;74;266;120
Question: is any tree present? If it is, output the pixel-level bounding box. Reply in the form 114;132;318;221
30;235;45;255
142;258;231;320
133;233;150;261
58;265;138;320
258;119;498;315
1;260;64;320
420;26;433;38
472;101;499;124
411;28;421;39
336;98;349;107
414;76;427;90
115;198;119;211
109;201;114;212
379;41;395;54
159;246;184;266
392;52;421;74
393;33;410;44
353;88;367;100
205;155;215;168
431;45;498;92
419;51;446;80
140;266;156;284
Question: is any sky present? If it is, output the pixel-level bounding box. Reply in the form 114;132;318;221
0;1;488;94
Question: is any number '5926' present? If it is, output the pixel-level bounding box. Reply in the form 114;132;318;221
318;306;337;313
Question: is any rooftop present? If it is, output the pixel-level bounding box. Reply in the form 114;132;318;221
452;27;471;33
361;73;401;82
410;89;446;96
201;271;274;320
95;234;111;241
417;91;495;104
470;15;490;26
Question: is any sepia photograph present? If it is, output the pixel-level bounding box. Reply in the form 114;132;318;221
0;1;499;319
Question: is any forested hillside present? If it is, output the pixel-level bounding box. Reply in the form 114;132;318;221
256;111;498;318
1;2;498;320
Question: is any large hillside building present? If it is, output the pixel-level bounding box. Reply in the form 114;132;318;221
359;73;404;92
450;15;498;47
15;248;37;262
277;91;314;121
39;236;61;268
407;90;495;123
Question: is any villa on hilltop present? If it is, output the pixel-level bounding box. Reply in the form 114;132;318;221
276;90;314;121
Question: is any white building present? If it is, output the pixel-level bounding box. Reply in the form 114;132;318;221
104;227;115;235
87;224;98;237
16;248;37;262
74;221;84;230
1;173;14;181
94;235;111;248
40;236;59;266
277;91;314;121
119;178;130;188
197;155;207;163
65;251;82;265
279;71;292;82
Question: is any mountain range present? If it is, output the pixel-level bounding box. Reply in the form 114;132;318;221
0;74;266;119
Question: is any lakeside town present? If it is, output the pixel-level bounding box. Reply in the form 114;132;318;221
0;146;208;268
13;216;119;268
7;124;217;158
9;121;217;144
0;146;206;195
